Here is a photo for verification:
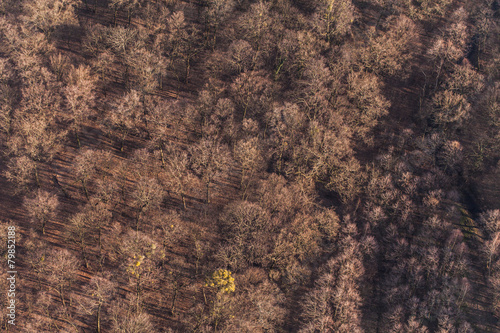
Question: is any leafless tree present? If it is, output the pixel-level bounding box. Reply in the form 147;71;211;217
431;90;471;127
73;149;99;199
164;10;202;83
46;248;80;308
345;70;390;140
67;211;93;268
5;155;37;191
109;299;157;333
106;90;143;151
131;176;164;231
126;47;167;94
311;0;355;43
190;138;232;204
236;1;273;52
80;275;117;333
162;144;195;209
109;0;142;25
360;15;417;76
484;232;500;276
117;231;164;309
217;200;273;270
24;189;59;235
64;64;97;147
233;137;265;199
83;23;107;56
202;0;235;48
230;71;274;120
22;0;80;37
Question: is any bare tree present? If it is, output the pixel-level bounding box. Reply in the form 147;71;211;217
89;199;113;259
24;189;59;235
164;10;202;83
131;176;164;231
428;9;469;89
163;144;195;209
91;50;116;87
484;232;500;276
217;200;273;270
233;137;265;199
221;279;286;332
230;71;274;120
22;0;80;37
46;248;80;308
5;155;37;191
202;0;235;48
300;229;364;333
109;0;142;25
68;211;93;269
80;275;117;333
73;149;99;199
49;53;70;81
430;90;471;127
109;299;157;333
7;105;65;187
105;25;144;57
236;1;273;52
267;102;306;173
106;90;143;151
360;15;417;76
0;58;17;135
190;138;232;204
64;64;97;147
83;24;107;56
118;231;164;309
224;40;255;75
67;201;112;269
311;0;355;43
126;47;167;94
345;70;390;140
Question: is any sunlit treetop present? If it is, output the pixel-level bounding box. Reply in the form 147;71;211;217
206;269;235;294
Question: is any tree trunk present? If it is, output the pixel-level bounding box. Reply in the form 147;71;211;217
136;209;143;233
120;132;127;152
97;304;102;333
35;164;40;188
181;193;187;210
160;148;166;167
76;130;81;149
60;285;66;308
81;179;89;199
98;226;102;257
81;240;89;269
170;286;178;315
185;57;191;84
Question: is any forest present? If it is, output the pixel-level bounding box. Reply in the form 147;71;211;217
0;0;499;331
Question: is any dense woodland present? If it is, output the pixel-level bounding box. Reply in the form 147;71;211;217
0;0;499;331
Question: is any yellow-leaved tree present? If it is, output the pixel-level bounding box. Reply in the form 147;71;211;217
206;269;235;294
204;269;236;330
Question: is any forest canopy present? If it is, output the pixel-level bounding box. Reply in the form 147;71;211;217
0;0;499;331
